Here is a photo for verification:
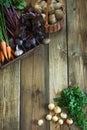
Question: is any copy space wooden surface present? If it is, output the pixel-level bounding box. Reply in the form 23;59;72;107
0;0;87;130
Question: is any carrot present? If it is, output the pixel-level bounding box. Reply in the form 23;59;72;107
6;46;12;59
1;40;8;59
0;51;5;63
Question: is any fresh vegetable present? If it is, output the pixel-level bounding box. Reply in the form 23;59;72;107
1;40;8;59
0;51;5;63
37;119;44;126
60;112;67;119
54;86;87;130
52;115;58;122
0;3;15;63
48;103;55;110
0;0;10;8
54;106;61;114
46;114;52;121
66;118;73;125
6;46;12;59
11;0;27;10
4;4;20;38
58;119;64;125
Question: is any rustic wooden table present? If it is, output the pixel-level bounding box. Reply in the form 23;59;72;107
0;0;87;130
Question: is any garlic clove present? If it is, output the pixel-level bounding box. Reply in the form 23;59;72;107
15;49;23;56
60;112;67;119
54;106;61;114
38;119;44;126
46;114;52;121
48;103;55;110
52;115;58;122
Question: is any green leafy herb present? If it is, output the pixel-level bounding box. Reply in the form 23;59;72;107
54;86;87;130
11;0;27;10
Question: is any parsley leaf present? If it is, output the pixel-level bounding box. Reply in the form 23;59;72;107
54;86;87;130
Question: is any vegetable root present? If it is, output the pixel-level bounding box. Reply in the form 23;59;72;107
1;40;8;59
6;46;12;59
0;51;5;63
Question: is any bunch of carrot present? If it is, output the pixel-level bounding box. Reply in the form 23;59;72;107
0;5;14;63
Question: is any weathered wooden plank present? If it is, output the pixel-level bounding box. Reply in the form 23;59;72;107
49;1;68;130
67;0;87;130
0;62;20;130
0;69;4;130
20;44;49;130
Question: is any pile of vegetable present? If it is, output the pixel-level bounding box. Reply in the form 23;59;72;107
37;102;73;127
54;86;87;130
0;0;46;66
37;86;87;130
0;4;14;62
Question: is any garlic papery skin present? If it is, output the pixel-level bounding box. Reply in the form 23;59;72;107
66;119;73;125
60;112;67;119
43;38;51;44
48;103;55;110
15;45;23;56
46;114;52;121
15;49;23;56
54;106;61;114
58;119;64;125
38;119;44;126
52;115;58;122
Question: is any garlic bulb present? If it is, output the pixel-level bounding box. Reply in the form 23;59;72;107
54;106;61;114
60;112;67;119
52;115;58;122
66;119;73;125
46;114;52;121
38;119;44;126
58;119;64;125
48;103;55;110
43;38;51;44
15;45;23;56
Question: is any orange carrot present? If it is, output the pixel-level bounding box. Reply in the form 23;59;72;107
0;51;5;63
1;40;8;59
6;46;12;59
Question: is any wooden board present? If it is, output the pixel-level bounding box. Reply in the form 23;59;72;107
0;0;87;130
49;1;69;130
20;44;49;130
67;0;87;130
0;62;20;130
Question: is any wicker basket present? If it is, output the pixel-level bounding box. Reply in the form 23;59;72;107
35;0;65;33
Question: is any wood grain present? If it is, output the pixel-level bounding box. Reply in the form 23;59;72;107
0;62;20;130
20;45;49;130
49;1;68;130
67;0;87;130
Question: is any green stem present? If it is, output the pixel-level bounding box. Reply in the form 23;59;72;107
0;5;9;46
